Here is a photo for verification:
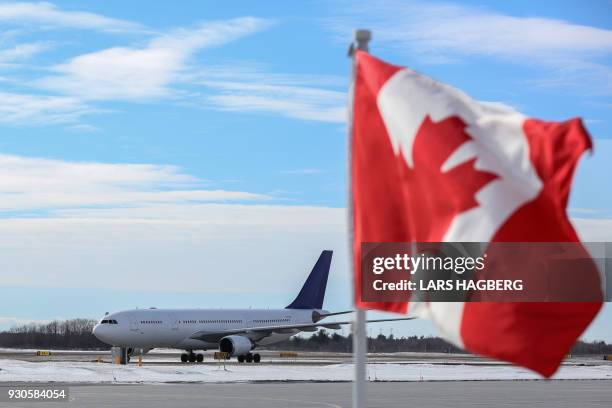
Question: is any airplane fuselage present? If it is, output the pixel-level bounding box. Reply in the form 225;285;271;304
93;308;319;350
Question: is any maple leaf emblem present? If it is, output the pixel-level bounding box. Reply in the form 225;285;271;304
396;115;498;241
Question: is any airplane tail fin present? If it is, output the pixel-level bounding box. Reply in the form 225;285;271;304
286;250;333;310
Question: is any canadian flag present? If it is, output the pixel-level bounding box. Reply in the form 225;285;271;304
351;51;602;377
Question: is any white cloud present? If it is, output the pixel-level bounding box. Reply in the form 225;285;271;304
38;46;182;99
326;0;612;93
205;82;346;123
0;153;346;294
0;17;273;125
148;18;270;51
0;199;608;297
190;67;347;123
66;123;99;133
188;66;346;88
0;91;98;125
36;18;272;100
4;15;345;125
0;151;606;311
327;1;612;60
0;2;144;33
29;18;348;124
573;218;612;241
0;153;267;213
0;42;50;62
525;59;612;96
0;205;348;294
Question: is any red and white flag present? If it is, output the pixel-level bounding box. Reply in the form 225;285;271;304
351;51;602;377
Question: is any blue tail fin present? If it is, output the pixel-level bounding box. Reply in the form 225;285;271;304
286;250;333;310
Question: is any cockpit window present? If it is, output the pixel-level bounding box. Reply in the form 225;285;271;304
100;319;118;324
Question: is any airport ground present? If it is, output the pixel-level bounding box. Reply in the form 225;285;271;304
0;381;611;408
0;349;506;365
2;348;610;366
1;350;611;407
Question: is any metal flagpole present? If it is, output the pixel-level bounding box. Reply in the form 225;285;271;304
348;28;371;408
353;310;367;408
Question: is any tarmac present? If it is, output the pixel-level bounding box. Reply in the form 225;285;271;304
1;349;611;407
1;380;611;408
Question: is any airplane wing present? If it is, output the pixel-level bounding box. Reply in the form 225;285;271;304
188;317;415;343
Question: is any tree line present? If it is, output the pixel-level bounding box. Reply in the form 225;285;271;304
269;330;612;355
0;319;108;350
1;319;611;355
267;330;463;353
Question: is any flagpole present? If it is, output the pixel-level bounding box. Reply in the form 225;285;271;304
348;28;371;408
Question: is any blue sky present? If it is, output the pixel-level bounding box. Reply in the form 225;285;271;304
0;1;611;341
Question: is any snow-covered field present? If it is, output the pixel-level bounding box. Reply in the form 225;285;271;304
1;360;611;383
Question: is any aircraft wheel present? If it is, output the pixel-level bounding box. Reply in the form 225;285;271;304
189;353;196;363
245;353;253;363
237;355;245;363
180;354;188;363
196;353;204;363
253;353;261;363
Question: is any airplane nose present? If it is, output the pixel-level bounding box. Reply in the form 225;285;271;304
93;323;112;344
92;324;107;342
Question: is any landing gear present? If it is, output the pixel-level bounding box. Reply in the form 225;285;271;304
237;353;261;363
180;351;203;363
111;347;129;365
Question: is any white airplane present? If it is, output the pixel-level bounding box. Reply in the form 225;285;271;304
92;250;412;363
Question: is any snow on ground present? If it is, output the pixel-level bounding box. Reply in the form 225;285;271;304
1;360;611;383
0;348;101;354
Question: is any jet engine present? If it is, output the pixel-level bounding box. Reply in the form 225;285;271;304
219;335;253;356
